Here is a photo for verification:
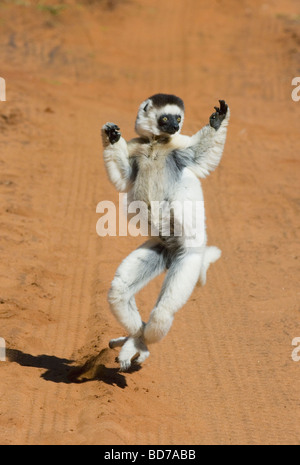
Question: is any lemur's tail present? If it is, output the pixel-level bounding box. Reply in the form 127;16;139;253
199;246;222;286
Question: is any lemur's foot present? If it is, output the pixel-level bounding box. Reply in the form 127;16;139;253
209;100;228;130
114;336;150;372
108;336;128;349
102;122;121;144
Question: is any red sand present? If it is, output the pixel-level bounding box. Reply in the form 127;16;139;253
0;0;299;445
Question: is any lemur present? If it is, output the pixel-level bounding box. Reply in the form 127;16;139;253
101;93;230;371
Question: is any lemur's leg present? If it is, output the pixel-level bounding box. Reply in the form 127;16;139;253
108;240;167;370
143;250;203;345
108;239;166;336
108;300;151;372
114;298;151;371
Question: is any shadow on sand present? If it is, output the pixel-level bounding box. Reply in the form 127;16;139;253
7;347;141;389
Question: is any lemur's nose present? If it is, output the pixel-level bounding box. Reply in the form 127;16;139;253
173;124;179;131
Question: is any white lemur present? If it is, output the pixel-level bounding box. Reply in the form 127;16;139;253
101;93;230;371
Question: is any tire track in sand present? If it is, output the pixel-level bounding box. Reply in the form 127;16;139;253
24;101;89;443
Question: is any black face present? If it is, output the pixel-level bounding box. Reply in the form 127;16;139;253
157;114;181;135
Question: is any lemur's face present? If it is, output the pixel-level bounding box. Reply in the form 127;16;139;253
157;109;182;135
135;94;185;139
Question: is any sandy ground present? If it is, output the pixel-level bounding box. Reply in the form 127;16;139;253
0;0;299;445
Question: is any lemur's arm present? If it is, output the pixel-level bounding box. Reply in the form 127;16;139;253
101;123;135;192
173;100;230;178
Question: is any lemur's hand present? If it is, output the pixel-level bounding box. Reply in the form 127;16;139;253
102;122;121;145
209;100;228;130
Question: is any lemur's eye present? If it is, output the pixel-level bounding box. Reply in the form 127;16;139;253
177;117;181;122
162;116;168;122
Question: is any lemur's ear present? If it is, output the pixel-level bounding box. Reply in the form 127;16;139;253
143;99;152;112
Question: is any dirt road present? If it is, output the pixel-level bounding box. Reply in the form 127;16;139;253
0;0;299;445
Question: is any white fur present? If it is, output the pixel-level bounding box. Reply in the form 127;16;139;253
102;98;229;370
118;336;150;371
102;129;130;192
199;246;222;286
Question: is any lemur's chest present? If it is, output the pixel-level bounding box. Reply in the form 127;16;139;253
132;142;175;202
134;139;170;160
